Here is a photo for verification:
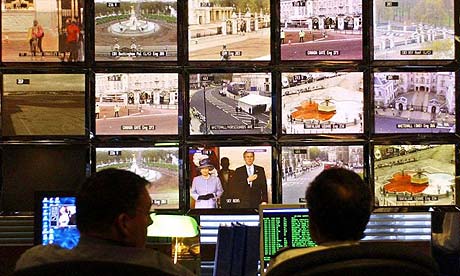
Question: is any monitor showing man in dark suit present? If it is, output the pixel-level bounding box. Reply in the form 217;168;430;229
232;150;268;208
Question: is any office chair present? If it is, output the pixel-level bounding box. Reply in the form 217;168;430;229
266;242;440;276
12;260;176;276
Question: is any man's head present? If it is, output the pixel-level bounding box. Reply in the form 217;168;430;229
243;151;255;166
220;157;230;170
306;168;371;244
76;169;153;248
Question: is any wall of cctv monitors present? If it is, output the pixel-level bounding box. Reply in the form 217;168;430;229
0;0;459;214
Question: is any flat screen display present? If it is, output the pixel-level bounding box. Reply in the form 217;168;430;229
188;145;272;209
260;205;316;273
2;0;84;62
95;73;178;135
2;74;86;136
1;146;88;212
281;72;363;134
280;0;362;60
188;0;270;61
94;0;177;61
373;144;456;207
189;73;272;135
38;195;80;249
281;145;364;204
96;147;180;209
374;72;455;134
373;0;455;60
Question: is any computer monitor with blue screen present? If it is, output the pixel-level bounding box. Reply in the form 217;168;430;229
259;204;316;274
34;192;80;249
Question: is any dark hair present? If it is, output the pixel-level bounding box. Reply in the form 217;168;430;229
306;168;372;241
76;169;149;233
243;151;254;157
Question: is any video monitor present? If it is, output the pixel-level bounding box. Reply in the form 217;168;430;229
281;72;363;134
95;147;180;209
188;145;272;209
373;144;456;207
281;145;364;204
35;193;80;249
1;145;88;212
259;204;316;273
373;0;455;60
188;0;270;61
94;0;177;61
2;0;84;62
189;73;272;135
280;0;362;60
2;74;86;136
373;72;455;134
95;73;178;135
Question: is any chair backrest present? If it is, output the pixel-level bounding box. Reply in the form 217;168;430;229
266;242;440;276
12;260;176;276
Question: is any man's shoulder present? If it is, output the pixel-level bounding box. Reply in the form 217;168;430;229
266;246;328;273
15;244;73;271
16;243;194;276
234;165;246;172
267;242;359;272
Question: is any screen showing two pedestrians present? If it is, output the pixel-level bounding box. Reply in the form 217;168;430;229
2;0;85;62
95;73;179;135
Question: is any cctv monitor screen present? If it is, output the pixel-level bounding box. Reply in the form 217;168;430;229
373;0;455;60
95;73;178;135
35;193;80;249
96;147;180;209
1;145;88;212
259;205;316;273
281;72;363;134
373;72;455;134
373;144;456;207
188;145;272;209
280;0;362;60
281;145;364;204
188;0;270;61
2;74;86;136
2;0;84;62
94;0;177;61
189;73;272;135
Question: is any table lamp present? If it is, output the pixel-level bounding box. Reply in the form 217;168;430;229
147;214;199;264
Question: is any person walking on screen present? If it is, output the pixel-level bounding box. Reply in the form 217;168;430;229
66;19;80;62
114;104;120;117
28;19;44;56
191;158;223;209
299;29;305;43
232;150;268;208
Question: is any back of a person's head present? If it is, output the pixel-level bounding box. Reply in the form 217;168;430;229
306;167;372;241
76;168;149;233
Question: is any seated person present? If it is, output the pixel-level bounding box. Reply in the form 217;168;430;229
15;169;194;276
267;168;372;270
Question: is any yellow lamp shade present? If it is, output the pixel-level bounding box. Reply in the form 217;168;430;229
147;214;199;238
